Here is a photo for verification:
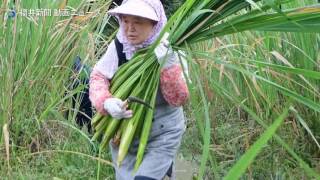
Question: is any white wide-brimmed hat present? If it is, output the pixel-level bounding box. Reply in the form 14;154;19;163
108;0;160;22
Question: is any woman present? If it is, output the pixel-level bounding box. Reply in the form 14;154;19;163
89;0;189;179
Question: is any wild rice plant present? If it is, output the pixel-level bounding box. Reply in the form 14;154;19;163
181;0;320;178
0;0;113;174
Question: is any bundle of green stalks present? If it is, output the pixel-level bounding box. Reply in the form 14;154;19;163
91;0;320;170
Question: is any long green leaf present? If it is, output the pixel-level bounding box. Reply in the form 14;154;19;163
224;107;289;180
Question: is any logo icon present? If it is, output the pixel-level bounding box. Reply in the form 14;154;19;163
7;9;16;18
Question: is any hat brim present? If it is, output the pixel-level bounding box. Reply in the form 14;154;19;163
108;0;159;22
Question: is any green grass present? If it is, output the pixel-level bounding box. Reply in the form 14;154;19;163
0;0;115;178
1;0;320;179
179;1;320;178
0;121;114;179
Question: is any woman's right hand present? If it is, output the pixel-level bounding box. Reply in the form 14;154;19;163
103;98;133;120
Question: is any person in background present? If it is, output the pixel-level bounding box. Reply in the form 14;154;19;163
89;0;189;179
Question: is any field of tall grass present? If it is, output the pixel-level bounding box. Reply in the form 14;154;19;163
0;0;319;179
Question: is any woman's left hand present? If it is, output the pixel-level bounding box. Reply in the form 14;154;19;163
154;32;178;69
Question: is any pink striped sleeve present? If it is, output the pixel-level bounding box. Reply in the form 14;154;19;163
160;64;189;106
89;69;113;115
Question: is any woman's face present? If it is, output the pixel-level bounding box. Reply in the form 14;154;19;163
121;15;155;45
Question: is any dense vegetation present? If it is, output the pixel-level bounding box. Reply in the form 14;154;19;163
0;0;319;179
